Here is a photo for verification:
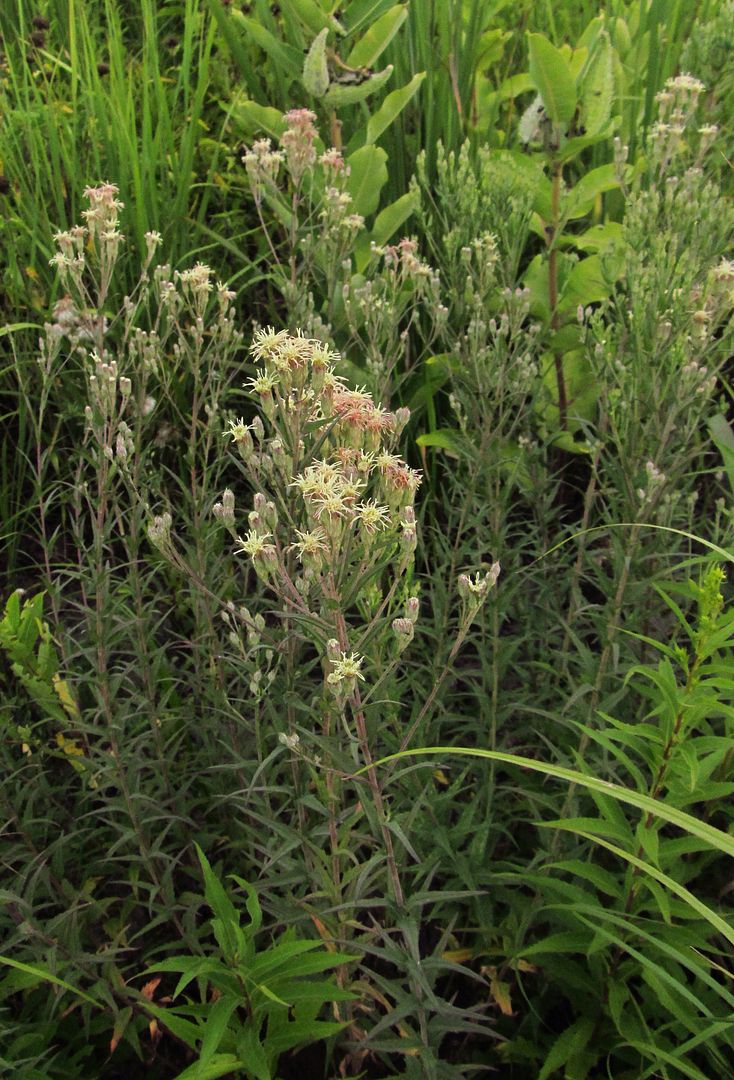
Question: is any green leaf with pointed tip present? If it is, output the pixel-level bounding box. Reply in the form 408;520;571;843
366;72;425;143
284;0;341;36
527;32;577;126
565;163;621;218
346;144;387;216
232;13;303;73
173;1054;244;1080
363;745;734;860
580;31;614;136
0;956;99;1006
416;429;461;453
229;99;287;140
303;28;329;97
347;4;407;68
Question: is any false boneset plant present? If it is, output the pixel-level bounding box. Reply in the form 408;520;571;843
200;329;499;1063
216;329;421;909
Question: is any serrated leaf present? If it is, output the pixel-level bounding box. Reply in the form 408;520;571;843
195;845;243;964
200;997;240;1066
527;32;577;126
538;1017;595;1080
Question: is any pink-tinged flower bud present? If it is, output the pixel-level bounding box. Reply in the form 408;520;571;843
405;596;420;624
394;407;410;436
326;639;341;663
392;617;414;651
218;488;236;529
401;524;417;551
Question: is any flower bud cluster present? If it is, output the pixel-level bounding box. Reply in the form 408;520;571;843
50;183;124;301
457;563;501;618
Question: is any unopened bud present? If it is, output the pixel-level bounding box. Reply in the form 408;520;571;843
394;407;410;436
392;617;414;651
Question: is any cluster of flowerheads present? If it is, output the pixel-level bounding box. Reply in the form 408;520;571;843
221;329;425;696
227;329;420;571
242;110;366;243
650;74;716;174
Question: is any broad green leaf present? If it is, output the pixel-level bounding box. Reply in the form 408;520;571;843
496;71;535;102
548;858;623;898
236;1027;271;1080
579;31;614;136
232;14;303;74
556;118;619;163
366;72;425;144
346;144;388;216
353;189;419;270
476;28;511;70
145;956;227;1001
415;429;461;453
343;0;398;36
565;163;620;219
346;4;407;68
371;190;418;245
302;28;329;97
561;254;614;311
527;32;577;126
573;221;624;253
324;64;393;108
283;0;338;35
229;99;286;140
229;874;263;932
266;1018;347;1054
